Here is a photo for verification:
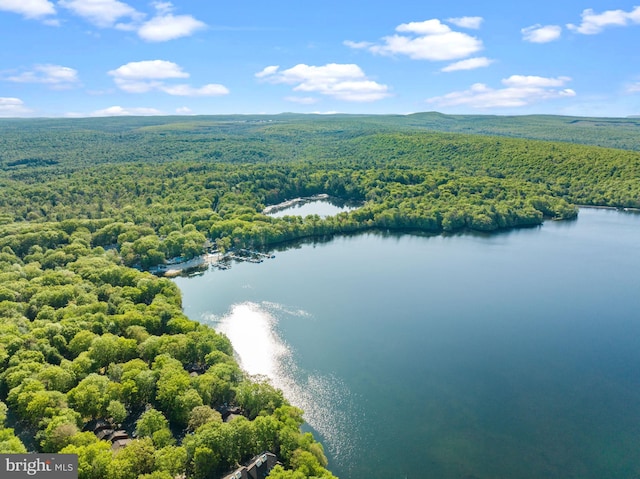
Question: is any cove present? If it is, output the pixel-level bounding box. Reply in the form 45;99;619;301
263;194;360;218
174;208;640;479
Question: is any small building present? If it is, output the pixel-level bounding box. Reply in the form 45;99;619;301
84;419;111;434
218;405;243;422
85;419;132;451
107;430;129;442
224;413;242;423
111;438;133;451
95;428;115;441
222;452;278;479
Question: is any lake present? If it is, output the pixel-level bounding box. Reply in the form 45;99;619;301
174;208;640;479
263;195;359;218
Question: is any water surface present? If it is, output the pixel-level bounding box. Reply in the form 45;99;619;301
264;195;358;218
175;208;640;479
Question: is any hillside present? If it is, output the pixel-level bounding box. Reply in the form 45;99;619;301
0;114;639;479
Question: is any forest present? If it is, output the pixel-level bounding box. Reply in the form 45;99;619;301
0;113;639;479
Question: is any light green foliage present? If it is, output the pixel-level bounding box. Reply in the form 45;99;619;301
3;114;638;479
67;374;112;419
290;449;337;478
0;401;7;425
106;400;127;424
60;440;112;479
38;411;80;452
153;445;187;476
236;379;285;420
108;438;156;479
192;445;219;479
188;405;222;431
136;408;170;439
0;427;28;453
266;465;307;479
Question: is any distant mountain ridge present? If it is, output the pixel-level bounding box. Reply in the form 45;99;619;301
1;112;640;152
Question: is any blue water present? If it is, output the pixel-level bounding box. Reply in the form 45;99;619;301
175;208;640;479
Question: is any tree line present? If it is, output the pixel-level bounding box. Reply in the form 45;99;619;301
1;115;639;479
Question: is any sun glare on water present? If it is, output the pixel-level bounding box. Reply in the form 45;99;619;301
207;302;364;467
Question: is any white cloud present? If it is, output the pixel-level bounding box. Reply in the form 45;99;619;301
343;40;373;49
59;0;142;28
160;83;229;96
285;96;319;104
4;0;205;41
90;106;164;116
0;0;55;19
137;12;206;42
0;97;32;116
627;82;640;93
502;75;571;88
109;60;228;96
427;75;575;109
109;60;188;91
255;66;280;78
396;19;451;35
5;64;79;88
441;57;494;72
447;16;483;29
176;106;193;114
151;1;173;15
567;6;640;34
522;24;562;43
257;63;391;102
109;60;189;79
347;19;483;61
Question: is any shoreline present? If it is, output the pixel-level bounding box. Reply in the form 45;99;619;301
262;194;330;215
577;204;640;212
157;205;637;277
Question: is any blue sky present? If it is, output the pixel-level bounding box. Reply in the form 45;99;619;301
1;0;639;117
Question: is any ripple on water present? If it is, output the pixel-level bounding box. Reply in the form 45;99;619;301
204;301;365;470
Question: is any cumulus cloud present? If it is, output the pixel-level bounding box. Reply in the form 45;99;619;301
109;60;228;97
256;63;391;102
176;106;193;114
0;0;55;18
90;105;163;116
55;1;205;41
0;97;32;116
255;65;280;78
58;0;142;28
159;84;229;96
109;59;188;92
396;19;450;35
109;60;188;80
0;97;33;116
4;64;79;88
346;18;483;61
521;24;562;43
137;1;206;42
567;6;640;34
447;16;483;29
427;75;575;109
441;57;494;72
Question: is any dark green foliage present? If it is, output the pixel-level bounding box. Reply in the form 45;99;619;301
1;114;638;479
